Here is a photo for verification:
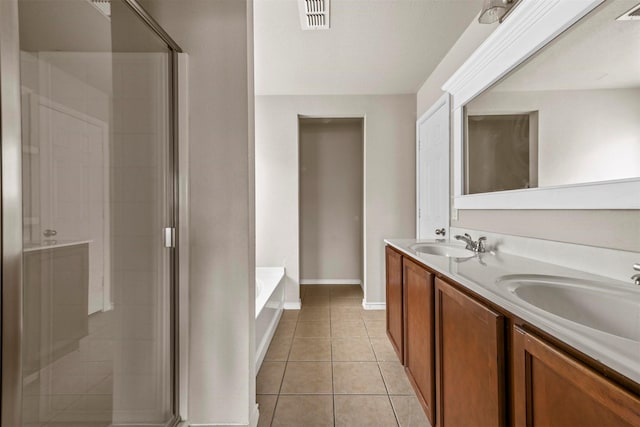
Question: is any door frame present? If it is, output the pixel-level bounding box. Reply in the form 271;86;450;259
0;1;184;425
416;93;451;240
26;90;112;313
296;114;367;306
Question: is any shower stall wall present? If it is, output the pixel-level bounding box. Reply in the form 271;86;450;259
1;1;183;426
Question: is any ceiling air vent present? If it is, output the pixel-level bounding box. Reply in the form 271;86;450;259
617;3;640;21
298;0;330;30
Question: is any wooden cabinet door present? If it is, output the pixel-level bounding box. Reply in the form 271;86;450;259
436;277;506;427
512;327;640;427
385;246;404;362
403;257;435;424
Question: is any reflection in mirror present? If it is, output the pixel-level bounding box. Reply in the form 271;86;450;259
466;113;538;194
464;0;640;195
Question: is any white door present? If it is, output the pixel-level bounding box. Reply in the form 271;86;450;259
417;94;450;240
38;99;109;314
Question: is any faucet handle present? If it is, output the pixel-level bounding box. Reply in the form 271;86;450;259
477;236;487;253
632;274;640;286
633;263;640;272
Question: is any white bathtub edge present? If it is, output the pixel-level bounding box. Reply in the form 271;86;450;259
255;308;283;373
255;267;286;372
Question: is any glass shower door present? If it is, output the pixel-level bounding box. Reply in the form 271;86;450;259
18;1;176;425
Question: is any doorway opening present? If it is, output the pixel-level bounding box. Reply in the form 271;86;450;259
298;117;365;293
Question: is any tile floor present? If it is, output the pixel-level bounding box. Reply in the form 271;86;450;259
256;285;431;427
23;311;115;427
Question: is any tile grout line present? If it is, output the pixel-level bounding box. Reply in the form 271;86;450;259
330;290;337;427
269;303;299;427
373;333;401;427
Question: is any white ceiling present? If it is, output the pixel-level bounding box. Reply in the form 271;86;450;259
254;0;484;95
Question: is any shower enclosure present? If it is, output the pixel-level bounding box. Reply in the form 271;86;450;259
1;1;182;425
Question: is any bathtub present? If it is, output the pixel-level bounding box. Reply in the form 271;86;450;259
255;267;285;371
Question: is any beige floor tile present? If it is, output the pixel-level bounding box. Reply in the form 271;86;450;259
272;395;334;427
361;309;387;321
299;306;330;321
289;338;331;361
331;285;364;298
304;286;332;297
370;337;400;362
300;285;308;299
280;310;300;322
294;321;331;338
257;394;278;427
280;362;333;394
302;295;331;307
264;337;293;361
333;362;387;394
379;362;414;395
273;321;297;340
332;337;376;361
257;362;286;394
331;297;363;308
331;307;364;321
390;396;431;427
331;319;368;337
335;395;398;427
365;320;388;337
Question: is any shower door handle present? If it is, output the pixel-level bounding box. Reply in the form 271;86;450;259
164;227;175;248
43;229;57;237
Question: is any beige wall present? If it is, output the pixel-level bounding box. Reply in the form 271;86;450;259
256;95;416;306
299;119;363;281
417;17;497;117
416;17;640;252
141;1;256;425
468;88;640;187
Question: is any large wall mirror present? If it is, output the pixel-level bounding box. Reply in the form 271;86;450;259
444;0;640;209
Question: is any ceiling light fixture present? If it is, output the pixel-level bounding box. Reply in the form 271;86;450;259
478;0;516;24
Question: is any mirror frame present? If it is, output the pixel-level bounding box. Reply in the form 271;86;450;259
443;0;640;209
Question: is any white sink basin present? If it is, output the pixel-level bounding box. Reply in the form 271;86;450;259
497;274;640;341
410;242;475;259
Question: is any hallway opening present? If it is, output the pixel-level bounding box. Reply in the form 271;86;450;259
298;118;365;290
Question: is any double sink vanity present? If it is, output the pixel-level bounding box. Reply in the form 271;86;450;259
384;236;640;427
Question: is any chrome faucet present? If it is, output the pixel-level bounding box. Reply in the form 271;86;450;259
632;263;640;286
454;233;487;253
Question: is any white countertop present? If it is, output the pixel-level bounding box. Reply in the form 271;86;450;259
24;240;91;253
385;238;640;386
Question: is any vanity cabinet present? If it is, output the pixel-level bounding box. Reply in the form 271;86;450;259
23;244;89;376
384;244;640;427
435;277;506;427
403;257;436;423
385;246;404;362
512;327;640;427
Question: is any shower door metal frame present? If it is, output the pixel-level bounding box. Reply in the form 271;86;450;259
0;0;184;425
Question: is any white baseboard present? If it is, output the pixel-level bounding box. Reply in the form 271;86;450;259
178;402;259;426
284;299;301;310
189;423;253;427
362;301;386;310
300;279;362;285
250;403;260;427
